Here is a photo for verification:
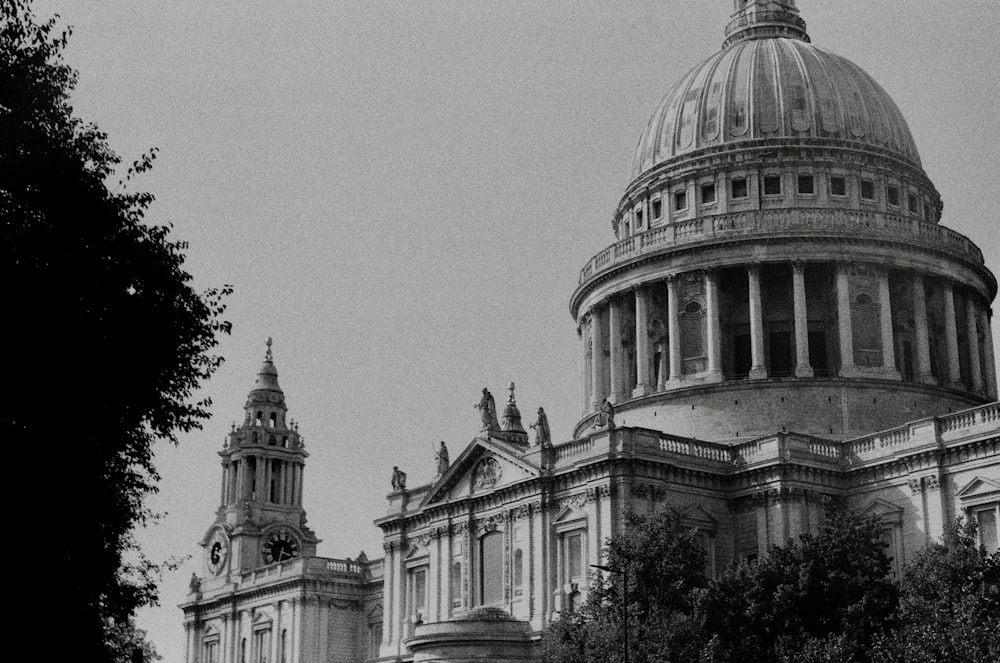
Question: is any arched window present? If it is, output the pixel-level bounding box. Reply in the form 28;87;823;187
255;411;263;426
852;292;881;367
269;412;277;428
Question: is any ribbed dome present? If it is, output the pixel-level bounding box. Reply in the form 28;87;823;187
629;37;921;182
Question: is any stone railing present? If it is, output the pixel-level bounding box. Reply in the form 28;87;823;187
577;209;984;285
553;402;997;473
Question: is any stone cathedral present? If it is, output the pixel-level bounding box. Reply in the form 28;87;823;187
182;2;1000;662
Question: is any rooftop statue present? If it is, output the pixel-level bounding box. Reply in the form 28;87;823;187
475;388;501;432
435;441;450;475
530;407;551;446
391;466;407;491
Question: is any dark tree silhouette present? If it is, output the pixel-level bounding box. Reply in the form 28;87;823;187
2;3;230;660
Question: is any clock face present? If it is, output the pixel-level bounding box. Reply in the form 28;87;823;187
263;530;300;564
207;530;229;576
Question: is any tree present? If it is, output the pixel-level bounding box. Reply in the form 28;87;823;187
699;509;897;663
542;507;709;663
870;519;1000;663
2;3;230;660
543;507;899;663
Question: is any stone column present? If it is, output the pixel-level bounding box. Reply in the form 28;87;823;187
579;324;589;413
792;262;813;377
667;276;682;381
609;297;624;403
748;265;767;379
942;284;963;388
634;287;651;395
705;270;723;381
836;263;857;377
911;274;935;384
877;269;900;378
981;308;997;399
966;294;983;395
590;305;605;409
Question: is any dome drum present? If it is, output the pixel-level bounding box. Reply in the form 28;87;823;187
573;257;996;440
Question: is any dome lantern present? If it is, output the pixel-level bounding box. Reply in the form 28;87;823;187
723;0;809;48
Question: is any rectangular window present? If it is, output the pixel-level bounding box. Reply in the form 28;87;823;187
977;508;998;554
253;630;271;663
203;640;220;663
701;182;716;204
412;568;427;618
830;175;847;196
652;198;662;219
887;184;900;207
924;203;931;220
636;209;644;228
451;562;463;608
480;532;503;605
908;193;918;214
731;177;749;199
566;533;583;581
763;175;782;195
797;174;815;194
861;179;875;200
673;190;687;211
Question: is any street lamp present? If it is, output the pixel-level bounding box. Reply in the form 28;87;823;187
591;563;628;663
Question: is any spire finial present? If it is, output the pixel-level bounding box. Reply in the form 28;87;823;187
265;336;273;361
508;381;517;404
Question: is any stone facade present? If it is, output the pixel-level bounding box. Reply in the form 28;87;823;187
181;2;999;662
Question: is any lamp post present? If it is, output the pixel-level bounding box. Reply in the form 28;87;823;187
591;563;628;663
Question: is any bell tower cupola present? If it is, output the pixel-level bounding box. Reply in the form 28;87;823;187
203;338;318;577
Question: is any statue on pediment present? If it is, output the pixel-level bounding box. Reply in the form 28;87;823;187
475;388;500;432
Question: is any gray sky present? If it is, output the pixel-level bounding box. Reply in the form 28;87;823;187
32;2;999;661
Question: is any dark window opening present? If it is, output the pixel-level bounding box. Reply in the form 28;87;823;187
808;331;830;376
887;185;900;207
769;331;793;377
734;334;752;378
764;175;782;195
731;177;749;199
652;199;662;218
797;174;815;194
902;340;915;381
701;182;716;204
830;176;847;196
861;180;875;200
269;412;276;427
923;203;931;220
908;194;918;214
636;209;644;227
673;190;687;211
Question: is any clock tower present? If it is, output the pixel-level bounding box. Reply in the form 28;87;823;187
200;338;318;579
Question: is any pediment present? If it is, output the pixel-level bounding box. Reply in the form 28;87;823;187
420;437;541;507
862;498;904;524
681;504;718;529
956;476;1000;506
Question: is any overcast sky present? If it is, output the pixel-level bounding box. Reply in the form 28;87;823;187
30;2;999;661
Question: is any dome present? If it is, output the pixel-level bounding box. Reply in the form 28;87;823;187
629;27;921;184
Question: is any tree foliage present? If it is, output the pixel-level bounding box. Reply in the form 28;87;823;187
2;2;230;660
543;507;998;663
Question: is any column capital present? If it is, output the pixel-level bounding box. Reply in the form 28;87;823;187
791;260;805;274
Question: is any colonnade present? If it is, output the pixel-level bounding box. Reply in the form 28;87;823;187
579;261;996;412
222;456;304;507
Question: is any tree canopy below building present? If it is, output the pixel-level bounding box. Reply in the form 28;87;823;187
542;508;1000;663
